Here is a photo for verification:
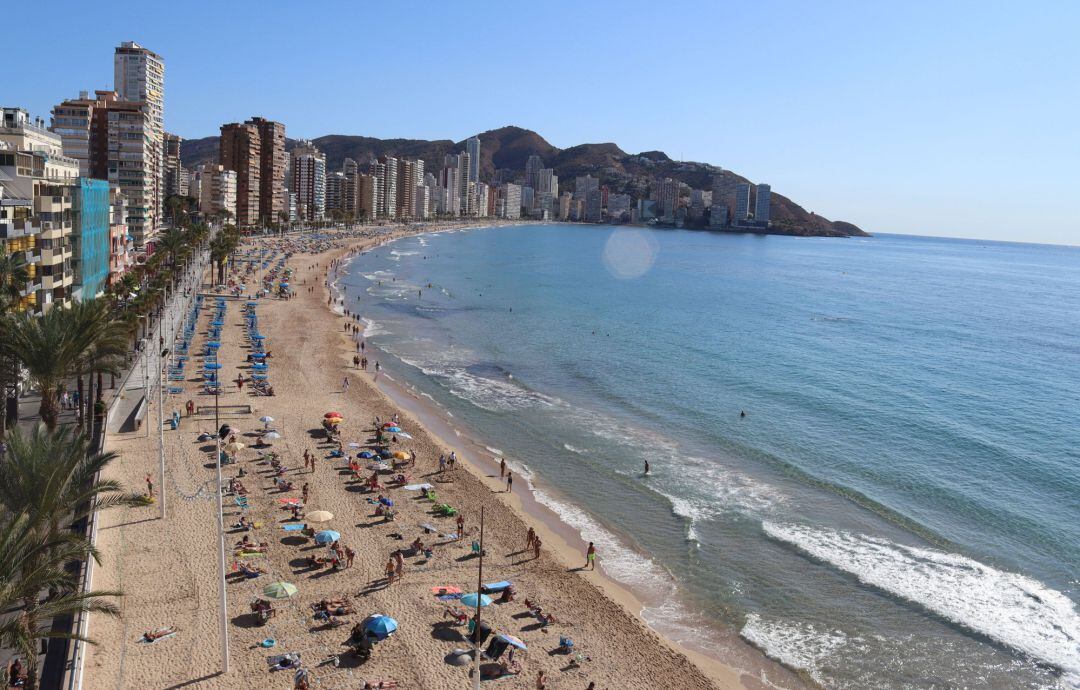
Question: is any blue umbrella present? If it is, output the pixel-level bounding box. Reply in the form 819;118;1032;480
204;363;222;370
361;615;398;640
211;320;224;326
358;451;374;459
206;341;220;348
314;530;341;545
387;427;402;433
378;449;392;459
460;593;493;608
379;497;393;507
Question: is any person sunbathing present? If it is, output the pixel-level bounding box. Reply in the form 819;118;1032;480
443;607;469;625
410;537;425;552
238;563;266;578
142;626;177;642
535;610;558;627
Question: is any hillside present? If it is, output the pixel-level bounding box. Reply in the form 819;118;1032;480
181;126;866;236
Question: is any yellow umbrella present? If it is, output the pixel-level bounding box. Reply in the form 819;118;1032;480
306;510;333;523
225;441;245;452
392;451;409;460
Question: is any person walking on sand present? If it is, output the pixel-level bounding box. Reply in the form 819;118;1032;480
385;557;396;584
506;472;513;493
345;546;355;568
456;514;465;539
353;355;360;368
533;536;542;560
525;526;536;551
145;474;155;498
342;376;350;392
393;550;405;580
500;457;507;478
302;483;310;505
586;542;597;570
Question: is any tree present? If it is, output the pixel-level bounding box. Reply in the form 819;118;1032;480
0;513;121;690
0;245;30;438
0;299;127;430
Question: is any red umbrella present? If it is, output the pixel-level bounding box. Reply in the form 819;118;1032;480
325;412;342;419
382;422;394;428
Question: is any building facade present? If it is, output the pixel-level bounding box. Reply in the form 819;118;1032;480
754;184;771;225
290;140;326;221
219;122;261;226
113;42;164;246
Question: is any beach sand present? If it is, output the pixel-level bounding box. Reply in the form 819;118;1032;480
83;224;753;689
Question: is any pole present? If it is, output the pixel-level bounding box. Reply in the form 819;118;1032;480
142;337;150;438
214;386;230;673
157;348;166;520
471;506;485;689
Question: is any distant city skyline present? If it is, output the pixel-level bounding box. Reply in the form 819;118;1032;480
6;1;1079;244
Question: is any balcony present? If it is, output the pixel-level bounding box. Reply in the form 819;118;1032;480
38;245;73;264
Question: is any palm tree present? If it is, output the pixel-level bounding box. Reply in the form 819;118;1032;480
0;245;30;438
0;299;127;429
0;512;121;690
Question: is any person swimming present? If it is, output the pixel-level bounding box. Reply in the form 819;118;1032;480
644;460;650;475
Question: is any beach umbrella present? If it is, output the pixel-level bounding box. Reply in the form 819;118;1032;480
259;416;275;423
460;593;493;608
382;423;395;429
263;431;282;440
392;451;408;460
358;451;374;459
324;412;342;419
361;615;398;639
314;530;341;545
396;432;413;440
496;633;527;651
263;582;298;599
378;449;392;459
387;426;402;433
224;441;245;452
326;418;342;425
306;510;333;523
348;442;362;448
206;341;221;348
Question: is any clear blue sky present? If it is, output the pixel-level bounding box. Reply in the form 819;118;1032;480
7;0;1079;244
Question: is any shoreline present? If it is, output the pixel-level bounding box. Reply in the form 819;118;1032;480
81;219;754;689
328;222;804;688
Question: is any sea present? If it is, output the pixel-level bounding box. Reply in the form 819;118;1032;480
337;223;1080;689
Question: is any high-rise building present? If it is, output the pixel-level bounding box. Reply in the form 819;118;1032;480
585;188;603;222
219;121;261;226
325;172;345;214
0;144;80;312
466;136;480;184
49;95;109;177
734;183;751;222
290;140;326;220
574;175;598;201
442;164;461;216
342;158;359;217
688;189;712;220
396;159;423;219
163;132;187;198
558;192;572;221
712;173;737;220
248;117;287;224
525;155;543;192
500;183;521;219
709;204;729;228
194;164;237;221
358;173;379;221
754;184;771;225
114;42;164;243
375;156;397;219
72;178;111;300
657;178;680;221
108;187;131;284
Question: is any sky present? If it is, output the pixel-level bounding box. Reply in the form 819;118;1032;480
7;0;1079;244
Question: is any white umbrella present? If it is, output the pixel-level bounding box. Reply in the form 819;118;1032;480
260;415;275;423
263;431;282;440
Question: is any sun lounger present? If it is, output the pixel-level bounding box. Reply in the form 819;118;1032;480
481;581;512;593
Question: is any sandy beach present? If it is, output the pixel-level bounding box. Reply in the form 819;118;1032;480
82;222;753;689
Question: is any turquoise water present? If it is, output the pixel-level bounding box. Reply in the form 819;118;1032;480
341;224;1080;688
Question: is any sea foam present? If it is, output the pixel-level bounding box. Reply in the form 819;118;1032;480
762;522;1080;677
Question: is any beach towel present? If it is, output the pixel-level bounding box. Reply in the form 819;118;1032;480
482;581;512;593
236;551;267;558
282;523;305;531
404;483;434;491
137;628;177;644
431;585;463;595
437;593;464;601
277;497;301;505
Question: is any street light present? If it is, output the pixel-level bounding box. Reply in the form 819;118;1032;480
158;348;169;520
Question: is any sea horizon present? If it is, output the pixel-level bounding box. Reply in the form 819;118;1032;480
339;222;1080;689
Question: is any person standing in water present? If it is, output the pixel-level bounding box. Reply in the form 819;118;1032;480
644;459;650;475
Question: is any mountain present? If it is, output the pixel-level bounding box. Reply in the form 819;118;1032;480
180;126;866;236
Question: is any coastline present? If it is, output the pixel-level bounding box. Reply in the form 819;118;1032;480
81;220;756;689
331;222;805;688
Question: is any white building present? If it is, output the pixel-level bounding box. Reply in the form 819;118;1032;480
501;183;521;219
114;41;164;244
196;164;237;221
290;140;326;220
466;136;480;184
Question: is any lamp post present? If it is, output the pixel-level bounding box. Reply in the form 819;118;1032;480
471;507;486;690
158;347;169;520
214;372;230;673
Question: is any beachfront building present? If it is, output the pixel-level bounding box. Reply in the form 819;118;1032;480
249;117;287;225
325;172;344;215
114;42;165;247
373;156;397;219
754;184;771;225
608;193;632;220
290;140;326;221
108;186;132;284
525;155;543;192
656;178;680;222
558;192;572;221
688;189;712;221
163;132;188;198
358;173;379;221
195;164;237;221
466;136;480;184
500;183;521;219
712;173;737;225
709;204;728;228
396;159;423;220
219;121;261;226
734;183;751;223
0;146;80;312
72;178;111;300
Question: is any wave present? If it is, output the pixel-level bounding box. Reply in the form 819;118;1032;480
485;446;504;456
762;522;1080;677
740;613;850;686
361;318;386;338
563;443;587;455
